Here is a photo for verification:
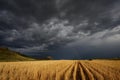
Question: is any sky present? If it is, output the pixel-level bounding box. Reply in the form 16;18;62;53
0;0;120;59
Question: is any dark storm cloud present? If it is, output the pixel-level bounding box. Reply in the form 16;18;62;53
0;0;120;59
0;0;57;22
56;0;120;32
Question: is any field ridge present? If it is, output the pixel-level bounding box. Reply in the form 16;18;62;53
0;60;120;80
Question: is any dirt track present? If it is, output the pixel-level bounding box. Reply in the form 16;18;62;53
0;60;120;80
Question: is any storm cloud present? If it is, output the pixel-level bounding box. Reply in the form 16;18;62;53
0;0;120;59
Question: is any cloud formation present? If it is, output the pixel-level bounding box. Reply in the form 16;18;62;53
0;0;120;59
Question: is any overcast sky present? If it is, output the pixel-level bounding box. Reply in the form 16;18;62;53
0;0;120;59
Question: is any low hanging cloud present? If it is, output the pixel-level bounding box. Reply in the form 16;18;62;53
58;25;120;59
3;18;90;53
3;17;120;59
0;0;120;59
67;25;120;47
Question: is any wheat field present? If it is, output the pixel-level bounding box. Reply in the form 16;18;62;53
0;60;120;80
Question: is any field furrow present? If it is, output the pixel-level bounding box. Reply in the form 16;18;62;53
55;62;73;80
82;62;105;80
0;60;120;80
79;62;94;80
64;62;75;80
89;62;120;80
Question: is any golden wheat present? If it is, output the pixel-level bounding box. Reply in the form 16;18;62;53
0;60;120;80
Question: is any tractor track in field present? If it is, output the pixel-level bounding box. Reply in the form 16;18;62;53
0;60;120;80
86;61;120;80
82;62;104;80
